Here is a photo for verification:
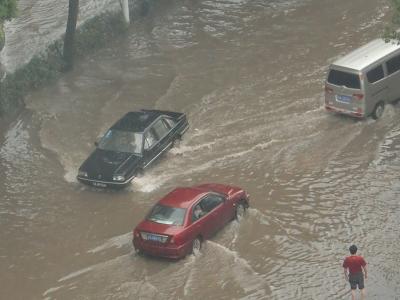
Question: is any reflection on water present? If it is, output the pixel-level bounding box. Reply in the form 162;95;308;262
1;0;400;299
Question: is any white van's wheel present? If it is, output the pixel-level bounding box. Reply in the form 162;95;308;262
372;102;384;120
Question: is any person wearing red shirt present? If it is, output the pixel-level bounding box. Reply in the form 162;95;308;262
343;245;367;300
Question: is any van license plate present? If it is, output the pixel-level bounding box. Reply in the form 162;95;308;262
92;182;107;187
336;95;352;103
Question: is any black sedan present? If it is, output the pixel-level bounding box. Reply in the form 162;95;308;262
77;109;189;188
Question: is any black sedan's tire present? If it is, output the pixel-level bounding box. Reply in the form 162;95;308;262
173;136;182;148
372;101;385;120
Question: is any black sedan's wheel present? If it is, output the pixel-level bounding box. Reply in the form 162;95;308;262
192;237;202;255
173;136;182;148
372;101;384;120
235;202;246;220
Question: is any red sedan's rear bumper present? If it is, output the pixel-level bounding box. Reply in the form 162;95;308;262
133;238;191;259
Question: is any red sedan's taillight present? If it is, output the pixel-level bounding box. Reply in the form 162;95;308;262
133;229;140;238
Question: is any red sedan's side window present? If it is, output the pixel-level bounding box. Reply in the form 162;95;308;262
201;194;225;213
191;194;225;222
192;204;204;222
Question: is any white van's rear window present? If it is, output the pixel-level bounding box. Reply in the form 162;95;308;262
327;69;361;89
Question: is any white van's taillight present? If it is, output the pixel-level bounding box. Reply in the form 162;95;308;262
352;93;364;100
325;86;333;94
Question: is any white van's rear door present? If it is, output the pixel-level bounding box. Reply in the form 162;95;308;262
325;68;364;117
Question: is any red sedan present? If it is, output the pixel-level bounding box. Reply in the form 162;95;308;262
132;183;249;259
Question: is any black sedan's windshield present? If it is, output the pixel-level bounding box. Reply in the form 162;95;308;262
98;130;143;154
147;204;186;226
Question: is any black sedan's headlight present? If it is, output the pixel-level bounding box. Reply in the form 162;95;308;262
113;175;125;182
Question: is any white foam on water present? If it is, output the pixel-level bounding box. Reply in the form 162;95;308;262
207;240;269;297
58;266;93;282
63;161;79;183
42;285;64;297
182;255;197;297
169;140;217;155
130;174;169;193
357;5;387;31
0;119;31;163
87;232;131;254
248;208;271;226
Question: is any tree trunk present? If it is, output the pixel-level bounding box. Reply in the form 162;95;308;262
63;0;79;71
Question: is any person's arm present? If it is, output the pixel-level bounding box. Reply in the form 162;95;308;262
343;267;349;281
362;265;368;279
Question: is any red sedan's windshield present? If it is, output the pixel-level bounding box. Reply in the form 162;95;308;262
147;204;186;226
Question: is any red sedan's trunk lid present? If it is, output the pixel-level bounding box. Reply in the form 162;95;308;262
136;219;183;236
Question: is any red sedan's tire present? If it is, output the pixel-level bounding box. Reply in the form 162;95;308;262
235;202;246;220
191;237;202;255
133;244;142;255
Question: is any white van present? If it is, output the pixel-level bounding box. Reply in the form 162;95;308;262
325;39;400;119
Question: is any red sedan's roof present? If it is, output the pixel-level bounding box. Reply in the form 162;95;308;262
158;184;242;209
158;187;208;209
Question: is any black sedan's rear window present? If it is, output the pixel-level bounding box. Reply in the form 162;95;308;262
327;69;361;89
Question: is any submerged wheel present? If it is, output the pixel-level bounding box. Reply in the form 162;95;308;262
134;246;142;255
372;102;384;120
172;137;181;148
191;237;202;255
235;202;246;220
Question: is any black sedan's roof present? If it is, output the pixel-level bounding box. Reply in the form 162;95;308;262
110;110;164;132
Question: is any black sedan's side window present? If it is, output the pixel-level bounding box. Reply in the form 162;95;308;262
144;129;158;150
152;119;170;140
164;118;176;129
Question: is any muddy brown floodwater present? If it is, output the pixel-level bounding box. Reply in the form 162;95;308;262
1;0;400;299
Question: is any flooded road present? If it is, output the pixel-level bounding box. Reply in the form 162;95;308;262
1;0;400;299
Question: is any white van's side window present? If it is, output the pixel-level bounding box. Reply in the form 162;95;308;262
387;55;400;75
367;65;384;83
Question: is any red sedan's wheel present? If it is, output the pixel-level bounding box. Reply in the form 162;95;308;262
235;202;246;220
192;237;202;255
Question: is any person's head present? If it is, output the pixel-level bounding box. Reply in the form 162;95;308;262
349;244;357;255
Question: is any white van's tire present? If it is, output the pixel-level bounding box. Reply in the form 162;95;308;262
372;102;384;120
